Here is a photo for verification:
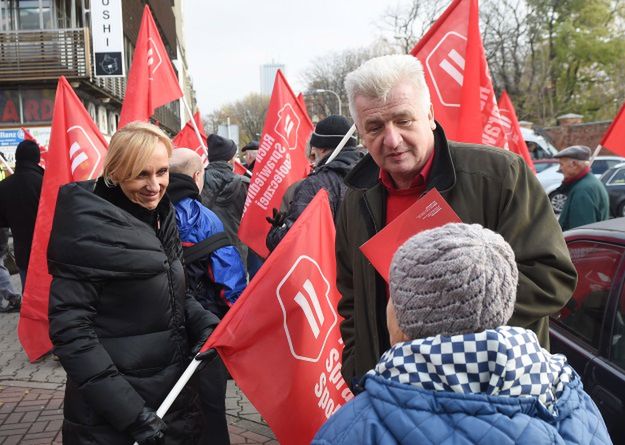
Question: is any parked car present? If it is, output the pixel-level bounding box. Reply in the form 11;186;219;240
521;127;559;159
601;162;625;217
536;156;625;213
550;217;625;443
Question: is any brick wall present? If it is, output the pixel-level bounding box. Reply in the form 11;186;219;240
543;121;619;156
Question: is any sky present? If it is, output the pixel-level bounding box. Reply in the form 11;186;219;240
182;0;392;114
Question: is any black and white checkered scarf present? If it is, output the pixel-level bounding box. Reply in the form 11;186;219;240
369;326;573;413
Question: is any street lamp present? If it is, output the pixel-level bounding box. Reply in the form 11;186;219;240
308;89;342;116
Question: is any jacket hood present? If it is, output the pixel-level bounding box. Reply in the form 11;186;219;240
167;172;200;203
48;181;170;280
344;123;455;193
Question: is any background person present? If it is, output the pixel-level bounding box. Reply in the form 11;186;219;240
554;145;610;231
201;134;249;268
265;115;362;252
168;148;246;445
48;122;219;444
0;140;43;287
336;54;577;387
314;223;611;445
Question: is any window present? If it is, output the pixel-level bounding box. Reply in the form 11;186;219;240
592;160;609;176
612;292;625;370
557;240;624;348
607;168;625;186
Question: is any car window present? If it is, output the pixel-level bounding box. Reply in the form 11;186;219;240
558;240;624;348
592;160;609;175
606;168;625;186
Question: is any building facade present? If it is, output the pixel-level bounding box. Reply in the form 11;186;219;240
0;0;195;164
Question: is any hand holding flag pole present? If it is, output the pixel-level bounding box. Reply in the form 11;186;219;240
131;350;216;445
0;155;13;175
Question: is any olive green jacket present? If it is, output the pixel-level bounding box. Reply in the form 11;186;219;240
336;126;577;385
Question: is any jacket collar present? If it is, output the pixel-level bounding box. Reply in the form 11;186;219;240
14;161;44;175
344;123;455;194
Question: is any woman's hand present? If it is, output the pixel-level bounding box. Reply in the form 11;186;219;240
126;407;167;444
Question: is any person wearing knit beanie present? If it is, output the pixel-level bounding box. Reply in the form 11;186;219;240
388;222;518;342
308;115;356;164
313;221;611;445
15;140;40;164
206;134;237;163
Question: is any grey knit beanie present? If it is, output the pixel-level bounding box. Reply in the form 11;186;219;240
389;223;518;339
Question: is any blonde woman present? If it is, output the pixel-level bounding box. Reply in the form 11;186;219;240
48;122;218;444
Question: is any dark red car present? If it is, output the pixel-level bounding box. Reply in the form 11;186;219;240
550;217;625;443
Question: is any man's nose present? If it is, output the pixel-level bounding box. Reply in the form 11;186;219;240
382;124;401;149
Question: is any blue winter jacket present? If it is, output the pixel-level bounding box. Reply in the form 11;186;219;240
313;374;611;444
174;197;246;305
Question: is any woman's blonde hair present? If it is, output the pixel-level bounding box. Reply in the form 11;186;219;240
103;121;173;186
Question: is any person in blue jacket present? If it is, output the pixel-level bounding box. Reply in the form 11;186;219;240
314;223;611;445
168;148;246;445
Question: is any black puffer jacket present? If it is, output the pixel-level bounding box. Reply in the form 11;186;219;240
266;147;363;251
0;160;43;269
48;179;218;444
200;161;248;264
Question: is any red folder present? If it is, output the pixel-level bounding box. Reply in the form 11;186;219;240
359;188;461;282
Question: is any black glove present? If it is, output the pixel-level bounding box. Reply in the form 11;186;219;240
266;208;287;228
126;407;166;445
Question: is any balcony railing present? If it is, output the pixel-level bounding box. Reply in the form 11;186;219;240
0;28;90;81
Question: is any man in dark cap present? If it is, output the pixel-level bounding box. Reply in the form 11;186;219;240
241;140;259;172
554;145;609;231
0;140;44;288
265;115;363;251
201;134;249;269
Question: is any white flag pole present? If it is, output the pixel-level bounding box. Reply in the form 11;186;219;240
323;124;356;165
132;350;215;445
181;96;209;161
589;144;602;167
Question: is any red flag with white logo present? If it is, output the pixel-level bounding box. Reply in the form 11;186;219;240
203;190;352;445
172;111;208;166
238;70;312;258
118;5;183;128
411;0;508;149
21;127;48;169
18;76;108;362
497;91;535;172
601;101;625;157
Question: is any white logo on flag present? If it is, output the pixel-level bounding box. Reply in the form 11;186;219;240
276;255;338;362
425;31;468;108
147;38;162;80
66;125;102;180
274;103;301;150
294;279;325;339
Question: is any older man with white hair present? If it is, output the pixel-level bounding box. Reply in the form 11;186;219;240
553;145;610;230
335;54;578;388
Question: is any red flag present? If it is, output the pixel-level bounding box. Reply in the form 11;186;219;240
18;77;108;362
21;127;48;169
238;70;312;258
118;5;183;127
601;102;625;157
411;0;508;149
233;158;251;177
497;91;536;172
203;190;352;444
172;111;208;166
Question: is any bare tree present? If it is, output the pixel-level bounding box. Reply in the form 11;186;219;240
204;93;270;146
300;40;395;121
